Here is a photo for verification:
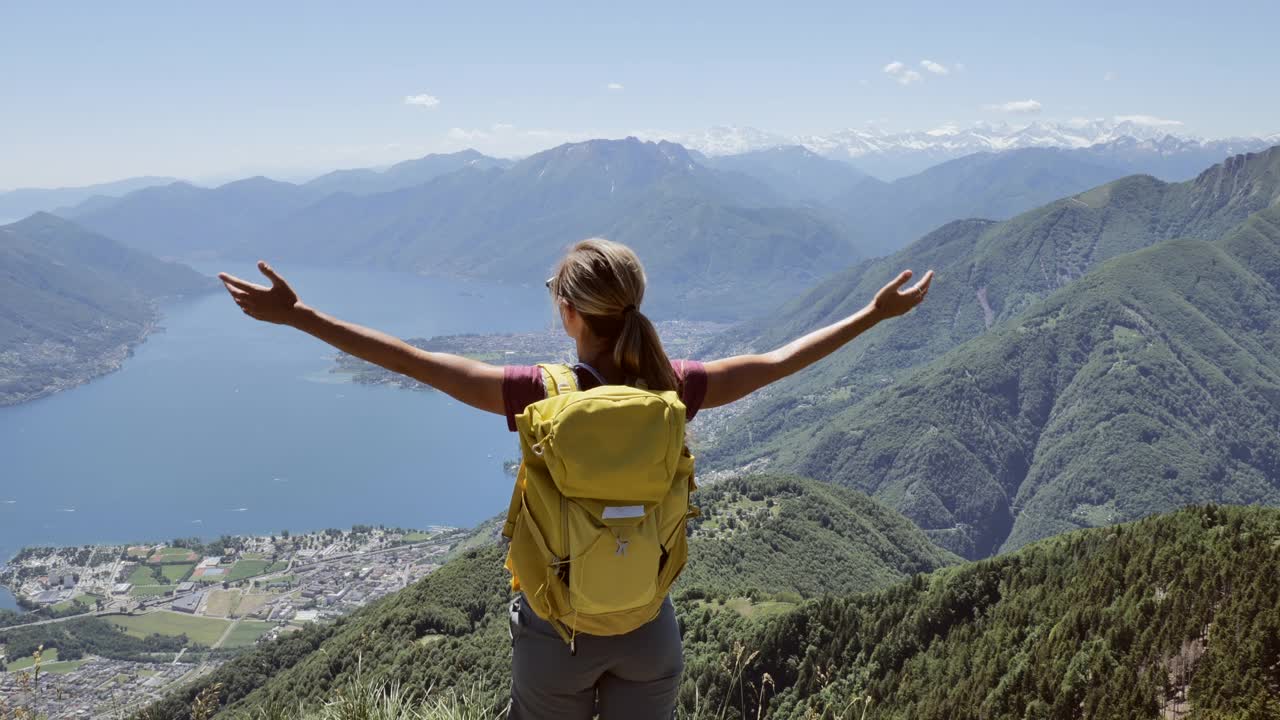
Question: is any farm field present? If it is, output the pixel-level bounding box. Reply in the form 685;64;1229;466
109;611;231;647
226;560;271;581
126;565;161;586
222;621;274;649
160;563;195;582
235;593;271;618
204;589;239;618
5;648;59;671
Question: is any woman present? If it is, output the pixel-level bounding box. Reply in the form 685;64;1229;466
218;238;932;719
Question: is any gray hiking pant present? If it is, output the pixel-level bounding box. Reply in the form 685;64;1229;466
508;594;683;719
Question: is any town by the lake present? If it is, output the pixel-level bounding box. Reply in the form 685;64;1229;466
0;523;488;719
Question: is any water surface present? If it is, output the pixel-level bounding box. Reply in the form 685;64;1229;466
0;266;556;568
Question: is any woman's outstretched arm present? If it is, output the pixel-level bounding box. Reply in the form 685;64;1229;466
218;261;505;415
701;268;934;409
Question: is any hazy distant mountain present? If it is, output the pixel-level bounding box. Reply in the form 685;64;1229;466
63;177;326;260
666;120;1278;181
696;146;1135;257
829;148;1131;256
702;146;1280;557
303;149;513;196
0;213;214;405
698;145;869;204
0;176;177;224
242;138;854;320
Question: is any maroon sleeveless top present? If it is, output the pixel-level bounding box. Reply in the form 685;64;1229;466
501;360;708;432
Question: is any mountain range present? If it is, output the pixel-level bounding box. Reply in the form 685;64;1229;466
63;139;862;321
664;120;1280;180
58;136;1242;320
0;213;215;405
700;146;1280;558
0;176;178;225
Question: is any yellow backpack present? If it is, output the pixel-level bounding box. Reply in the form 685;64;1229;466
502;363;697;650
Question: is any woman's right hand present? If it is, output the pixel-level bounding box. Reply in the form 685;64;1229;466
218;260;304;325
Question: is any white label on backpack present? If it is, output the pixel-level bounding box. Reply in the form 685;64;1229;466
602;505;645;519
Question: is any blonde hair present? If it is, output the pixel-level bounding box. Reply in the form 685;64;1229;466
551;238;678;392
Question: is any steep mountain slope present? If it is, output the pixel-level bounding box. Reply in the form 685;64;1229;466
0;213;215;405
135;474;957;718
830;148;1130;256
685;505;1280;719
769;228;1280;558
0;176;177;224
302;149;512;196
64;177;325;260
702;147;1280;481
245;138;855;321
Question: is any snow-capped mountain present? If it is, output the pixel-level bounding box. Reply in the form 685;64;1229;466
658;120;1279;180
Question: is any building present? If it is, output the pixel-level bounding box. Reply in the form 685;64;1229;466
112;583;132;595
172;590;205;614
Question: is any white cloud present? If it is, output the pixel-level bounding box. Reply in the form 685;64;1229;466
404;94;441;108
1115;114;1184;127
883;61;922;86
986;99;1043;114
920;59;949;75
954;63;966;72
1103;70;1117;82
606;82;624;91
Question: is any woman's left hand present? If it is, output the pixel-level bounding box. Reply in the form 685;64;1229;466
871;269;934;319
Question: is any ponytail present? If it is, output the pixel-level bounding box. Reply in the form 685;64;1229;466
615;308;678;392
552;238;678;392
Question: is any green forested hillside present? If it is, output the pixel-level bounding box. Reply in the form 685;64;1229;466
701;148;1280;544
135;474;956;718
682;504;1280;719
0;212;215;404
706;204;1280;559
681;475;959;597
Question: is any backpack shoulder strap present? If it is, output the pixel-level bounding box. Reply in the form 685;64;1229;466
538;363;578;398
503;363;577;542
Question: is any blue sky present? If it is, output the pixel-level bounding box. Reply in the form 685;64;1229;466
2;1;1277;189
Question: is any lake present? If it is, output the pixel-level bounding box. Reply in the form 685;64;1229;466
0;265;557;573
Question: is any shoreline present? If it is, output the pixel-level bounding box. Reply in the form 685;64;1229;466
0;313;161;409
